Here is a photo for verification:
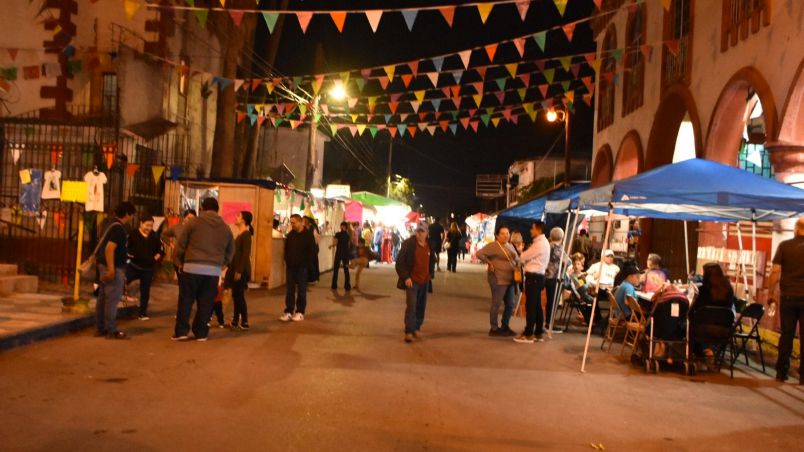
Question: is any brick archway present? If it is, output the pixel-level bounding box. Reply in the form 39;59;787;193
778;58;804;144
612;130;644;181
591;144;614;187
705;66;778;166
646;83;703;169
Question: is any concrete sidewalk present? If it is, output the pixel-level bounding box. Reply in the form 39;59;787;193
0;259;802;451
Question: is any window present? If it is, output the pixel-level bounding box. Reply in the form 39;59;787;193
623;3;646;116
597;26;617;132
721;0;771;51
102;73;117;113
662;0;693;87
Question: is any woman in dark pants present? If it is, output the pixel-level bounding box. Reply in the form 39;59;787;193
126;215;164;320
226;211;253;330
446;222;462;272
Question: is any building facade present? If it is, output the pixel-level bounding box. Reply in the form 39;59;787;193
589;0;803;296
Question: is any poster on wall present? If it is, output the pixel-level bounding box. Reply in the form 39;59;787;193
221;202;252;224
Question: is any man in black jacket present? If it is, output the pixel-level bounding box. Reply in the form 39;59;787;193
281;214;317;322
396;222;431;343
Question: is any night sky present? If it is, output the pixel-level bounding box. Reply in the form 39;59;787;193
257;0;598;217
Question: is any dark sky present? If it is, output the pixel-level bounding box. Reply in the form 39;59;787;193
257;0;598;217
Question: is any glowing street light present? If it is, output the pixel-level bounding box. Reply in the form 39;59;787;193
329;82;347;101
544;107;571;183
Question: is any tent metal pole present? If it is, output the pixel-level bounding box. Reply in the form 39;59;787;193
548;209;574;335
684;220;690;281
751;213;757;303
581;206;614;373
735;223;750;301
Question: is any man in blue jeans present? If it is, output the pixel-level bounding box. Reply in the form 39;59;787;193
396;222;431;343
96;202;136;339
280;214;317;322
172;197;234;341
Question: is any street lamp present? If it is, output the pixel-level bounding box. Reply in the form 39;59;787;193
546;107;571;184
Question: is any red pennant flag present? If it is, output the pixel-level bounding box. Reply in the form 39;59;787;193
495;91;505;104
475;67;487;80
409;61;419;75
105;151;114;170
7;48;18;61
229;10;245;26
515;1;530;21
439;6;455;27
485;44;498;62
389;101;399;114
539;84;549;98
535;59;546;72
401;74;413;87
330;12;347;32
460;117;470;129
450;86;461;98
407;126;417;138
296;12;313;33
470;120;479;132
665;40;680;56
237;111;247;123
251;79;262;91
378;76;389;90
419;112;428;121
519;74;530;87
472;82;484;93
563;23;576;42
126;163;140;177
439;120;449;132
389;128;398;138
50;150;59;167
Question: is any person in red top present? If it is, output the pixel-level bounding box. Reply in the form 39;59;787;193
396;222;431;343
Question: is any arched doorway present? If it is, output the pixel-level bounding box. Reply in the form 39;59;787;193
591;144;613;187
771;57;804;185
642;85;703;276
612;130;643;180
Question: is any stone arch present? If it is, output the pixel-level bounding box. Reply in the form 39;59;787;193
613;130;644;180
769;57;804;184
705;66;778;166
591;144;614;187
646;83;704;169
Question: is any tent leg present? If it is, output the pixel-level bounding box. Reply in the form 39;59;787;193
751;219;757;304
683;220;690;281
735;223;750;301
581;207;614;373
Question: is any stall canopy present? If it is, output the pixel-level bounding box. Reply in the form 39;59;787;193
498;183;590;220
578;159;804;222
351;191;408;207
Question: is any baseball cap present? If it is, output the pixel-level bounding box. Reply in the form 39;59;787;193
602;249;615;257
416;221;428;232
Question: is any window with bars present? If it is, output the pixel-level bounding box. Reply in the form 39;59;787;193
662;0;693;87
738;142;774;178
597;26;617;132
102;73;118;114
623;3;646;117
721;0;771;51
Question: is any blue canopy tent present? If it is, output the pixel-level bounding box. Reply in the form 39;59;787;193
496;183;590;246
576;158;804;372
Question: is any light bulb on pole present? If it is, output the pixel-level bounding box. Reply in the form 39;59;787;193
544;107;570;184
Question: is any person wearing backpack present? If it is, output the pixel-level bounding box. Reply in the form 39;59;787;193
95;202;136;339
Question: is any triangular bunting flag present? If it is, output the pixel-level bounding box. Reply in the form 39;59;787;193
491;117;501;127
513;38;526;58
515;0;530;21
296;12;313;33
407;126;417;138
330;12;347;33
665;40;680;56
426;72;439;87
401;10;417;31
563;23;576;42
485;44;498;62
661;0;671;11
401;74;413;87
384;65;396;81
229;10;245;27
470;120;479;132
193;8;209;26
449;123;458;135
152;165;165;184
459;50;471;69
533;32;546;51
505;63;518;78
432;57;444;73
495;78;506;90
410;101;420;112
560;57;572;72
452;71;463;84
356;124;366;136
539;84;549;98
477;3;494;24
519;73;531;87
439;6;455;27
262;12;279;33
365;10;382;32
543;68;555;84
473;94;483;106
554;0;569;17
414;90;425;103
124;0;141;19
378;76;390;90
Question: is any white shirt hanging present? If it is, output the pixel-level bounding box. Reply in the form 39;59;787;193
42;169;62;199
84;171;107;212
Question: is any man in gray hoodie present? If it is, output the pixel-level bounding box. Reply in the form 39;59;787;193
172;198;234;341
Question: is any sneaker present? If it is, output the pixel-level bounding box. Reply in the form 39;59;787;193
550;328;564;334
229;322;239;329
106;331;128;340
534;335;545;342
489;328;502;337
404;333;414;343
239;324;250;331
195;336;208;342
412;331;421;339
278;313;292;322
171;334;190;341
513;335;535;344
138;315;150;321
291;313;305;322
500;327;517;337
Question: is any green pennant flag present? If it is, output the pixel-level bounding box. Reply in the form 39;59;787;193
369;126;378;138
613;49;624;63
1;67;18;81
451;111;459;120
193;8;209;27
262;12;279;33
495;78;506;90
543;68;555;84
561;80;571;92
480;114;491;126
330;124;338;135
275;189;282;203
354;78;366;92
533;32;546;51
300;198;305;210
486;107;495;115
517;88;527;100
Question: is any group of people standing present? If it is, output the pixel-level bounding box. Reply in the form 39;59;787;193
93;198;254;342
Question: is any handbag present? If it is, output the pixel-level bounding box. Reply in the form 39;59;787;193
79;222;123;280
496;241;522;284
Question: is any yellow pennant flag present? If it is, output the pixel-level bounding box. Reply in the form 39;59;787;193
505;63;518;78
491;117;501;127
152;165;165;184
124;0;142;20
219;0;226;6
384;65;395;81
356;124;366;136
477;4;494;24
414;90;426;103
661;0;671;11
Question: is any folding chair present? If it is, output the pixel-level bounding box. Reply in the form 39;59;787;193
601;290;626;351
690;306;736;378
621;295;647;357
560;279;584;331
730;302;766;373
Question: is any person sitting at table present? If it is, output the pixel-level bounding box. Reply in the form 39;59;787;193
689;263;738;363
614;265;640;318
642;253;669;292
586;249;620;293
565;253;595;323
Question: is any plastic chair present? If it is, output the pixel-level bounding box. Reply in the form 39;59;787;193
621;295;647;357
601;290;626;351
731;303;766;373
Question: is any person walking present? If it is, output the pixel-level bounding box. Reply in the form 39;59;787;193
428;218;445;272
172;198;234;341
476;226;520;337
303;216;320;284
95;202;136;339
768;217;804;385
225;211;253;330
513;221;550;343
445;222;462;273
396;222;431;343
330;221;352;291
544;227;565;334
280;214;317;322
125;215;164;320
350;238;378;289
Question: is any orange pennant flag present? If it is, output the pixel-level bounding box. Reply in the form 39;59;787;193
485;44;498;62
401;74;413;88
330;12;347;32
505;63;518;78
105;151;114;170
661;0;671;11
124;0;141;19
477;3;494;24
563;23;576;42
296;12;313;33
439;6;455;27
365;10;382;32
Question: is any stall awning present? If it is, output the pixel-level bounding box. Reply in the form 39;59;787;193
498;183;590;220
351;191;408;208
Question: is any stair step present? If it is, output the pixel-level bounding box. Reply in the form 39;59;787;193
0;264;18;276
0;275;39;297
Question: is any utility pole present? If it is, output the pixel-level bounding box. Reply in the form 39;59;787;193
386;138;393;197
305;94;320;190
564;107;572;184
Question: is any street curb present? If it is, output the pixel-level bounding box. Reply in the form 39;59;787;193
0;305;138;352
